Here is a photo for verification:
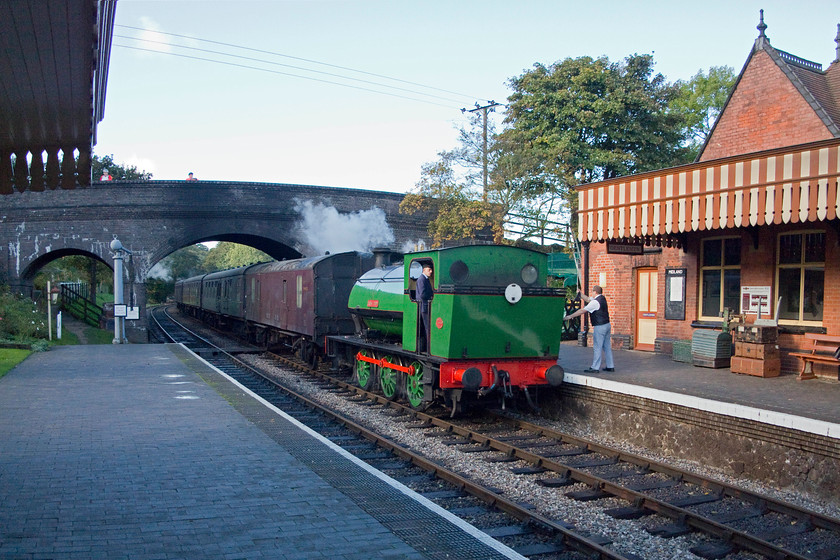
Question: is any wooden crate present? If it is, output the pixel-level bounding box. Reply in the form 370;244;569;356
734;342;779;360
731;356;781;378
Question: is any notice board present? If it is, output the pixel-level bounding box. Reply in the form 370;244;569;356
665;268;686;320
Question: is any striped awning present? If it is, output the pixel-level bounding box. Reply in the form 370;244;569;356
577;138;840;243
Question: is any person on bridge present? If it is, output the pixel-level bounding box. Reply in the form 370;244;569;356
100;169;112;181
186;172;198;182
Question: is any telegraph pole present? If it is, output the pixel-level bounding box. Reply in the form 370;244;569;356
462;101;500;202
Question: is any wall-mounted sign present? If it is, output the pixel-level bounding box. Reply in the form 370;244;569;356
606;239;644;255
741;286;771;316
665;268;686;320
114;304;127;318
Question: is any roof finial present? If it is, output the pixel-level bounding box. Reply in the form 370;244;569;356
757;9;767;38
835;23;840;63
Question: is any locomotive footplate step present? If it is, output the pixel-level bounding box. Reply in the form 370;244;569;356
690;541;735;559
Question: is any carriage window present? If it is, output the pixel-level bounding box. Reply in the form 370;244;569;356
296;275;303;308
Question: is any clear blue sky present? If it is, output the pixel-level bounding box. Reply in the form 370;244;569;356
96;0;840;193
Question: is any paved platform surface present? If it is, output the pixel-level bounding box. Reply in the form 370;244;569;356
0;344;521;560
557;340;840;437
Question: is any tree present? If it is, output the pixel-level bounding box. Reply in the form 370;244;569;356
92;154;152;181
400;112;503;246
161;245;209;281
498;54;692;221
202;243;271;271
670;66;736;156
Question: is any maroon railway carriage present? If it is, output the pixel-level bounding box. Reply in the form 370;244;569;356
175;251;375;361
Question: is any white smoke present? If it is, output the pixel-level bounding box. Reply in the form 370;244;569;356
147;261;172;281
293;200;395;256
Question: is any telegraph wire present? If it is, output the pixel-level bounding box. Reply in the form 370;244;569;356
113;34;469;106
115;24;489;105
115;45;461;109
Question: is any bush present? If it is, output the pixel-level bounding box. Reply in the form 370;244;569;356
0;286;49;342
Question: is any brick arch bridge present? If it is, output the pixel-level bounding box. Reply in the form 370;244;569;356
1;180;433;340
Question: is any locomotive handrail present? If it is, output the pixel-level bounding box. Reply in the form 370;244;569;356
435;284;566;296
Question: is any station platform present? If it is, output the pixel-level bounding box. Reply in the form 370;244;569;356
0;344;524;560
556;340;840;439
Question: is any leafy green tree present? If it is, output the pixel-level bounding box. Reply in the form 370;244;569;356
162;245;209;281
202;242;272;271
670;66;736;156
499;54;692;221
92;154;152;181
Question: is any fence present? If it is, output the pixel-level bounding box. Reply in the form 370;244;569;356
59;283;103;328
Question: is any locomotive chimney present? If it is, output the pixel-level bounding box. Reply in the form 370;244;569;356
372;247;398;268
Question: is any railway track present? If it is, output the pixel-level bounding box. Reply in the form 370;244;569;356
152;305;840;560
151;305;624;560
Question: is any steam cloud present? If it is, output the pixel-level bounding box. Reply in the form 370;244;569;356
294;200;396;256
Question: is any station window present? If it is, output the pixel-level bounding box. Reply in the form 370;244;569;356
776;231;824;324
699;237;741;320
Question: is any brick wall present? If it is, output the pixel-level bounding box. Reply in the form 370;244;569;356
700;50;833;161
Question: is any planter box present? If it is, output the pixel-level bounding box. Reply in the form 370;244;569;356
731;356;781;377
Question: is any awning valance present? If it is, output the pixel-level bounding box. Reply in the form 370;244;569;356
577;139;840;243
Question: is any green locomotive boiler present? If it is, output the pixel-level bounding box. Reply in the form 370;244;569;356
327;245;566;413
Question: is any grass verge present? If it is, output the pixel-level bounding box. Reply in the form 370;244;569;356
0;348;31;378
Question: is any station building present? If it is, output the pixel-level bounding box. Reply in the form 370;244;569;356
575;15;840;379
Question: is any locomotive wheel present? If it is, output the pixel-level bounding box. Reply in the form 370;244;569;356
405;361;426;408
379;355;398;399
355;350;375;390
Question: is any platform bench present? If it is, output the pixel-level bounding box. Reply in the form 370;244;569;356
789;333;840;380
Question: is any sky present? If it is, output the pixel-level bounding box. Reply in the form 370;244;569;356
96;0;840;194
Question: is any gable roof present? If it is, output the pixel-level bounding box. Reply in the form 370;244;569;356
697;14;840;161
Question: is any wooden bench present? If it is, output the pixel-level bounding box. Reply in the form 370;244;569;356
789;333;840;380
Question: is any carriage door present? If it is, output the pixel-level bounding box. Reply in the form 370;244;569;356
635;268;658;351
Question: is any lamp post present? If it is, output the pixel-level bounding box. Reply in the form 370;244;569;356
110;238;131;344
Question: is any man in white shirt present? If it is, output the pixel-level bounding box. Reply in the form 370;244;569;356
564;285;615;373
